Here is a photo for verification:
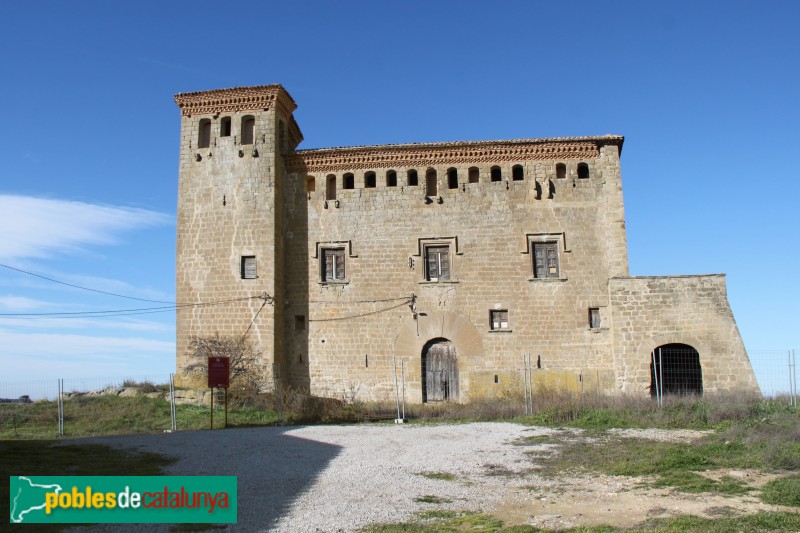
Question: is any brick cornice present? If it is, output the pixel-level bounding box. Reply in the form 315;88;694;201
286;136;621;173
174;85;297;117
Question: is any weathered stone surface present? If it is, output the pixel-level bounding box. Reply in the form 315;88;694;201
174;85;759;402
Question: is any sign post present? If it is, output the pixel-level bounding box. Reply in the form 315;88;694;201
208;357;230;429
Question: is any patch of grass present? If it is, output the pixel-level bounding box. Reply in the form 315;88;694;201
1;439;175;532
413;494;452;504
417;471;457;481
640;511;800;532
761;475;800;507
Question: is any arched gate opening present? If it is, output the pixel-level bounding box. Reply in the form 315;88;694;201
650;343;703;396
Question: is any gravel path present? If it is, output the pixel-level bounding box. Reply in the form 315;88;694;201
64;422;554;532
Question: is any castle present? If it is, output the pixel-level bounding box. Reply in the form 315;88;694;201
174;84;760;401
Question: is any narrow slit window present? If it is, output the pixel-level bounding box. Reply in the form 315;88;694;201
241;256;257;279
491;166;502;182
220;117;232;137
447;168;458;189
426;169;438;196
326;174;336;200
198;119;211;149
343;173;355;190
589;308;601;329
365;171;376;188
386;170;397;187
512;165;524;181
468;166;480;183
241;116;255;145
407;169;419;186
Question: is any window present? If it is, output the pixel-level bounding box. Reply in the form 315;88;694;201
512;164;524;181
326;174;336;200
322;248;346;282
468;166;480;183
278;120;287;154
425;169;438;196
343;173;355;190
491;166;502;182
447;167;458;189
241;256;257;279
365;171;376;188
241;116;255;145
589;308;601;329
407;169;419;186
386;170;397;187
198;119;211;149
556;163;566;180
532;242;559;278
295;315;306;331
220;117;232;137
490;310;509;330
305;176;316;193
425;245;450;281
577;162;590;179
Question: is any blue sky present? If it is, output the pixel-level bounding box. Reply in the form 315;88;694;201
0;1;798;384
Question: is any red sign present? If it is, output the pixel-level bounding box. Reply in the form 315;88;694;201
208;357;230;388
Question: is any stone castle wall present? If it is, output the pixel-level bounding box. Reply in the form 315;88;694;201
173;84;759;400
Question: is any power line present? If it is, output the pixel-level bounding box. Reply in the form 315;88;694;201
0;262;175;304
0;296;257;319
308;299;412;322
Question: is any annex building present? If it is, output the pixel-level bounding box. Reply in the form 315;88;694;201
174;84;760;402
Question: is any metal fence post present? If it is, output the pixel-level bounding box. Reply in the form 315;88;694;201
169;373;177;431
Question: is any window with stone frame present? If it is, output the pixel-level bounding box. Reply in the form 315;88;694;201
321;248;346;282
241;256;257;279
589;307;601;329
490;310;509;330
532;242;559;278
425;245;450;281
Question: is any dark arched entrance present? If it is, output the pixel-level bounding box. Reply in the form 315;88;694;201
422;338;458;403
650;343;703;396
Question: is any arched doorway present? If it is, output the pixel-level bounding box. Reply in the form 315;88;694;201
422;338;458;402
650;343;703;396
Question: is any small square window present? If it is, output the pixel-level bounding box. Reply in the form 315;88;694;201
490;310;509;330
533;242;559;278
425;245;450;281
589;307;601;329
241;256;257;279
322;248;346;282
295;315;306;331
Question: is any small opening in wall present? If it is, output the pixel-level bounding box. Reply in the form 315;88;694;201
556;163;566;180
326;174;336;200
491;166;502;182
407;169;418;186
198;119;211;149
537;355;541;369
512;164;524;181
468;166;480;183
589;307;601;329
344;173;355;190
447;167;458;189
578;162;590;179
305;176;316;193
295;315;306;331
426;168;438;196
365;354;369;368
220;117;232;137
241;116;255;145
386;170;397;187
365;171;376;188
494;375;499;384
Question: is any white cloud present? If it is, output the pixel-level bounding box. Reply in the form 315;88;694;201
0;295;51;312
0;195;171;261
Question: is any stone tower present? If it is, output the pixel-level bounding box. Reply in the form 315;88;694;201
173;85;302;387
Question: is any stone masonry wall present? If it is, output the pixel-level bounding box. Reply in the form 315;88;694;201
608;275;760;395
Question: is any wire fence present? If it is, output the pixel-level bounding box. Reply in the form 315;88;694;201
1;348;796;439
